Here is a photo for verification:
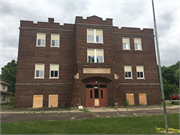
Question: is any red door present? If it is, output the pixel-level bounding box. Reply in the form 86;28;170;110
86;83;108;107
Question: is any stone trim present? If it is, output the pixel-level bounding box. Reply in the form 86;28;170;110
113;33;154;37
16;83;74;86
19;27;74;32
76;23;113;27
119;83;160;86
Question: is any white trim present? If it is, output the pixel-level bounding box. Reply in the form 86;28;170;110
36;33;46;47
87;29;103;43
122;37;130;50
34;63;45;79
136;65;145;79
51;33;60;47
134;38;142;50
49;64;59;79
124;65;133;79
87;49;104;63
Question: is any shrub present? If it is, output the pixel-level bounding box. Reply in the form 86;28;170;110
124;100;129;107
9;95;14;106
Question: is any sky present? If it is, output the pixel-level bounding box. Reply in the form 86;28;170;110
0;0;179;72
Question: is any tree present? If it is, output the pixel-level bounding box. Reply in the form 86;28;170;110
1;60;17;93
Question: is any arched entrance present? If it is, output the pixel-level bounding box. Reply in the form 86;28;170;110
86;82;108;107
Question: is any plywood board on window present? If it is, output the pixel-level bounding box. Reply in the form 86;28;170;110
139;93;147;105
126;93;134;105
33;95;43;108
49;95;58;107
94;99;99;106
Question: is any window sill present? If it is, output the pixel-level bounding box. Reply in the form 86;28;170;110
87;42;104;44
51;46;60;48
123;49;131;50
34;78;44;79
125;78;133;79
135;49;143;51
49;77;59;79
36;45;45;47
137;78;145;79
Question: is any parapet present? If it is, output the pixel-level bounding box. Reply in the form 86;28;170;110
20;18;75;30
75;15;113;26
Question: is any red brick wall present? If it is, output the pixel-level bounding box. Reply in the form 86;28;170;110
15;16;161;108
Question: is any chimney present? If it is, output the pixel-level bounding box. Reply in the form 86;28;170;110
48;18;54;23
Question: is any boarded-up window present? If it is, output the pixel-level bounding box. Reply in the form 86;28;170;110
123;37;130;50
134;38;142;50
126;93;134;105
37;33;46;46
51;34;60;47
124;65;132;78
136;65;144;79
139;93;147;105
49;95;58;107
33;95;43;108
50;64;59;78
35;64;44;78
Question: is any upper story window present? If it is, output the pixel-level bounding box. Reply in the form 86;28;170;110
51;34;60;47
3;85;5;90
35;64;44;78
87;49;104;63
87;29;103;43
36;33;46;47
50;64;59;79
136;65;145;79
134;38;142;50
122;37;130;50
124;65;132;79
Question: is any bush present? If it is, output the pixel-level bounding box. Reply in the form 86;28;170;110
124;100;129;107
9;95;14;105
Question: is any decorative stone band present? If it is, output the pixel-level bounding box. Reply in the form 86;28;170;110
83;68;111;74
119;83;160;86
15;83;74;86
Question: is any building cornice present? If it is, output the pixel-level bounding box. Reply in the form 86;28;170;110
19;27;74;32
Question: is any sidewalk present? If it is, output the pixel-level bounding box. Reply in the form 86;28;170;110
1;105;179;113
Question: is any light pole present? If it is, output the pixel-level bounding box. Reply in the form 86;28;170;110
151;0;168;132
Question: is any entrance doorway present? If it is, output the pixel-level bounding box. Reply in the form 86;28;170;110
86;82;108;107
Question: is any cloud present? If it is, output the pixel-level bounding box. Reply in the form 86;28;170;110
0;0;179;72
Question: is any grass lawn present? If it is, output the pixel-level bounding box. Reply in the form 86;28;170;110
1;113;179;134
0;103;13;108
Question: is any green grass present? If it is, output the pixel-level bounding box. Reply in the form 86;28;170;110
1;113;179;134
1;103;13;108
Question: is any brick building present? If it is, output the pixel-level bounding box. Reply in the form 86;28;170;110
14;15;161;108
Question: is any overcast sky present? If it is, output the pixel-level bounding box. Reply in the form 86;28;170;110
0;0;179;72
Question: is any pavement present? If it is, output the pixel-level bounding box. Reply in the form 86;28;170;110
1;105;179;123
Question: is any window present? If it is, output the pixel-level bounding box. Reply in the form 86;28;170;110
134;38;142;50
3;96;6;101
122;37;130;50
50;64;59;78
124;65;132;79
87;49;104;63
87;29;103;43
36;33;46;47
35;64;44;78
51;34;60;47
136;65;145;79
3;85;5;90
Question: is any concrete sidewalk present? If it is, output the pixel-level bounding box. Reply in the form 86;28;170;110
1;105;179;114
1;106;179;123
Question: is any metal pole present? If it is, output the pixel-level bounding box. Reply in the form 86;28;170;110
151;0;168;132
